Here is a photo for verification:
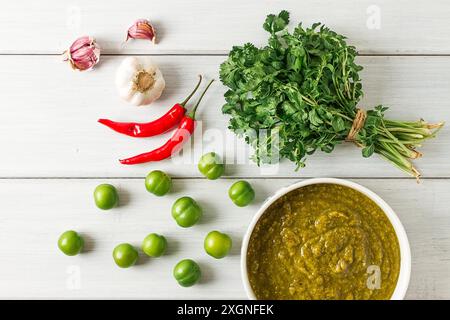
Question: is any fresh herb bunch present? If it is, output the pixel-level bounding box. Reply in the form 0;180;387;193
220;11;443;177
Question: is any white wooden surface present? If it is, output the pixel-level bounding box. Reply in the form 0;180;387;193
0;179;448;299
1;0;450;54
0;56;448;178
0;1;449;299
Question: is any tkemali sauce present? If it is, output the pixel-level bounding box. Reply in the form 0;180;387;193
247;184;401;300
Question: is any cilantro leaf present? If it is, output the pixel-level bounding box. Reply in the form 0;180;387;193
263;10;290;34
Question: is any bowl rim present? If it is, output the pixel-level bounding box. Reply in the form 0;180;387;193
240;178;411;300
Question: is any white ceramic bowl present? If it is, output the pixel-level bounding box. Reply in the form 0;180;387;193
241;178;411;300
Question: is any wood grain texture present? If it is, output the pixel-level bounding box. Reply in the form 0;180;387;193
0;178;447;299
0;0;449;54
0;55;448;178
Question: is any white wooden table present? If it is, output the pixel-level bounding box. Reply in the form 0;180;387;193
0;0;449;299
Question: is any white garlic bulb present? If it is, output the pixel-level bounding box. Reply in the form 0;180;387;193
115;57;165;106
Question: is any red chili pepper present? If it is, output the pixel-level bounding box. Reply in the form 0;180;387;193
98;75;203;137
119;79;215;165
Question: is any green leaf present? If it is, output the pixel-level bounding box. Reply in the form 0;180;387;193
278;10;290;25
331;117;346;132
222;103;235;114
263;10;290;34
362;144;375;158
308;109;323;126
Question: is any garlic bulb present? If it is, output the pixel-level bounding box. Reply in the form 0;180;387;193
115;57;165;106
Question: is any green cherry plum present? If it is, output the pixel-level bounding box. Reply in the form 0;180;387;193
173;259;201;287
142;233;167;257
171;196;202;228
58;230;84;256
94;184;119;210
198;152;225;180
204;231;232;259
113;243;138;268
145;170;172;196
228;180;255;207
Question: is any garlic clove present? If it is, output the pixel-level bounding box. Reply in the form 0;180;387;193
130;92;147;106
141;58;158;70
118;83;135;102
122;56;140;70
115;68;135;88
126;19;157;44
152;71;166;94
115;57;138;88
142;91;162;106
63;36;100;71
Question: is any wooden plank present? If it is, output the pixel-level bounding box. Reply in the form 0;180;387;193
0;0;449;54
0;55;448;178
0;178;447;299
